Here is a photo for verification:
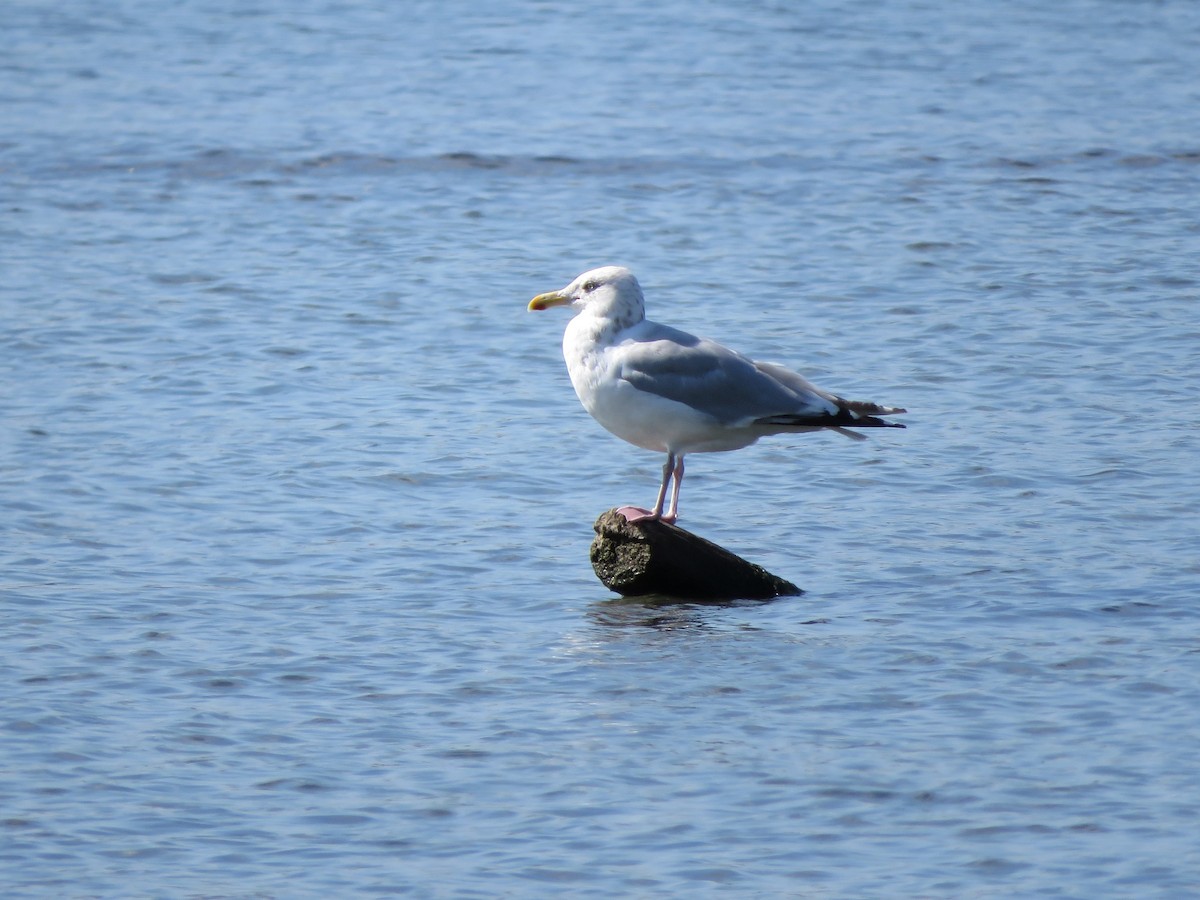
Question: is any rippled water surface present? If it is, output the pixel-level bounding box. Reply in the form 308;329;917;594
4;1;1200;896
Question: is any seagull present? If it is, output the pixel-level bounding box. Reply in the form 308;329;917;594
528;266;906;523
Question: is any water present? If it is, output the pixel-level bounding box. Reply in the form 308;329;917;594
3;0;1199;895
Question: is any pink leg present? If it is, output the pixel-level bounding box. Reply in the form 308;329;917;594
617;453;677;523
662;456;684;523
651;453;675;518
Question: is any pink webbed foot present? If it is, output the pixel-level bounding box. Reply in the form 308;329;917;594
616;506;677;525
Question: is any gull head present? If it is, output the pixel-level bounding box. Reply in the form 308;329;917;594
528;266;646;327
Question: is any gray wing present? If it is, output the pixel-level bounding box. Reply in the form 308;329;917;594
615;323;839;425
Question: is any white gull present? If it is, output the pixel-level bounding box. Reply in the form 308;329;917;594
528;266;906;522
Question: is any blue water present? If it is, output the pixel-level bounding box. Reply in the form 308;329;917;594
4;0;1200;896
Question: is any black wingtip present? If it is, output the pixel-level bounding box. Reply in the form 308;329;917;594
754;411;907;429
858;416;906;429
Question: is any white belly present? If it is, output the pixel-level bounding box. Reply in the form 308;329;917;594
570;354;760;455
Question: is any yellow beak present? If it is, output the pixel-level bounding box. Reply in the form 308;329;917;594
528;290;571;311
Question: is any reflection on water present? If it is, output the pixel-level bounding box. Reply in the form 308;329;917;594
588;595;779;629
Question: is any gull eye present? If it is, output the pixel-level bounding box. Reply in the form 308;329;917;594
582;280;597;293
